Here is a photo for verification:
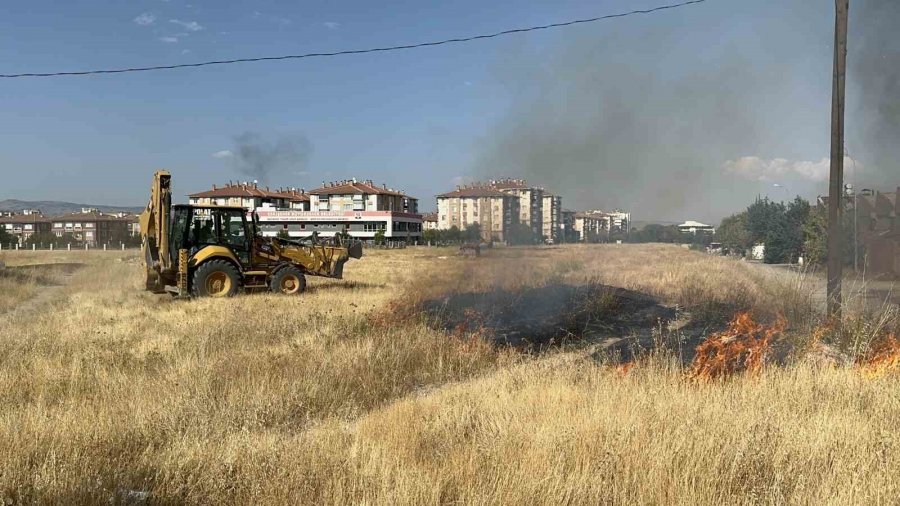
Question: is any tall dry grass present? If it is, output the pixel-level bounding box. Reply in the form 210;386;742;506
0;244;897;504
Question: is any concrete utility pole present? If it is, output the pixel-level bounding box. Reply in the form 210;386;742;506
827;0;849;320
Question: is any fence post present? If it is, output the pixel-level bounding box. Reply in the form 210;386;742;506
68;243;71;251
32;243;36;251
15;243;19;251
85;243;88;251
121;243;125;251
50;243;53;251
103;243;107;251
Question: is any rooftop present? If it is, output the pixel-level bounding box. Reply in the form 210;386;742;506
490;178;532;190
309;179;409;197
679;221;713;228
188;182;280;199
437;185;513;198
50;211;131;222
0;214;49;224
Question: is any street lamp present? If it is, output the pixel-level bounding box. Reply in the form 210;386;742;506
772;183;789;202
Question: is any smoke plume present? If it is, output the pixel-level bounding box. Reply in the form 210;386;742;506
850;0;900;184
474;2;900;222
230;132;312;184
474;29;781;222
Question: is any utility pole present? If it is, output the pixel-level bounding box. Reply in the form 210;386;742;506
827;0;849;320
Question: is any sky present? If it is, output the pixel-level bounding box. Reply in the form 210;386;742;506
0;0;895;223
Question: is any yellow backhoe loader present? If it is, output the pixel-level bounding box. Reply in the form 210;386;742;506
139;170;362;297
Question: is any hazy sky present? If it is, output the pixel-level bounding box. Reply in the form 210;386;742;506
0;1;894;222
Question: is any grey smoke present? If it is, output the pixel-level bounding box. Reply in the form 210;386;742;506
474;2;900;222
850;0;900;185
230;132;312;184
474;30;781;222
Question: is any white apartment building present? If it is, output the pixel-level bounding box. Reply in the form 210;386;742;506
256;179;421;242
188;179;422;242
490;178;544;237
188;182;288;210
436;186;520;243
542;194;563;243
421;212;439;231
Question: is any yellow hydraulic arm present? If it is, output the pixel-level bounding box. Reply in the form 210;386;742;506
139;170;173;291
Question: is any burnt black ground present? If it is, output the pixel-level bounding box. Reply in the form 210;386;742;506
421;283;676;347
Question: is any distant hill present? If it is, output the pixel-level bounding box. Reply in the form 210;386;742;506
0;199;142;217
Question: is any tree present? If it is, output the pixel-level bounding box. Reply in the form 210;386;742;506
422;229;438;245
745;197;802;264
25;231;65;248
276;229;291;240
715;212;752;255
507;223;538;245
463;223;483;243
801;204;854;268
374;229;386;246
803;205;828;266
0;226;10;246
628;224;682;244
745;197;783;245
443;225;461;244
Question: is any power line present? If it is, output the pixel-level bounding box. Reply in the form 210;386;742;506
1;0;707;79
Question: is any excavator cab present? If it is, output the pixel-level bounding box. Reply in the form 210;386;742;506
171;206;252;266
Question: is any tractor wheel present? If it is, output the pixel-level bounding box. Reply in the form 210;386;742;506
191;260;240;298
270;266;307;295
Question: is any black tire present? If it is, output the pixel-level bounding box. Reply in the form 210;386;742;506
191;260;241;298
270;266;307;295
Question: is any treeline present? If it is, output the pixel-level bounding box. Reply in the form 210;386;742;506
628;196;844;266
716;197;816;263
422;223;551;246
717;196;855;266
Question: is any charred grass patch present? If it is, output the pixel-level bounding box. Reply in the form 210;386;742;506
420;281;676;350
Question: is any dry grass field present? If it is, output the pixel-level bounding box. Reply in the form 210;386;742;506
1;244;898;505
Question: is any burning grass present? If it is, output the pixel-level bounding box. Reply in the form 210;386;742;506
859;333;900;378
688;312;785;380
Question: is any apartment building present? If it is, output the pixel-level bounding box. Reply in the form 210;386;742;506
0;213;51;244
421;212;439;231
573;212;602;242
188;182;288;210
562;210;577;243
542;194;563;243
273;188;311;211
436;185;520;243
50;210;130;246
254;179;422;242
490;178;544;237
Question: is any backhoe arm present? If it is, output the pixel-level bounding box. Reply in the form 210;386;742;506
139;170;173;291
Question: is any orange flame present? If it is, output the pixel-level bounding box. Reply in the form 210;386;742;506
689;312;785;381
859;333;900;378
615;361;634;376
